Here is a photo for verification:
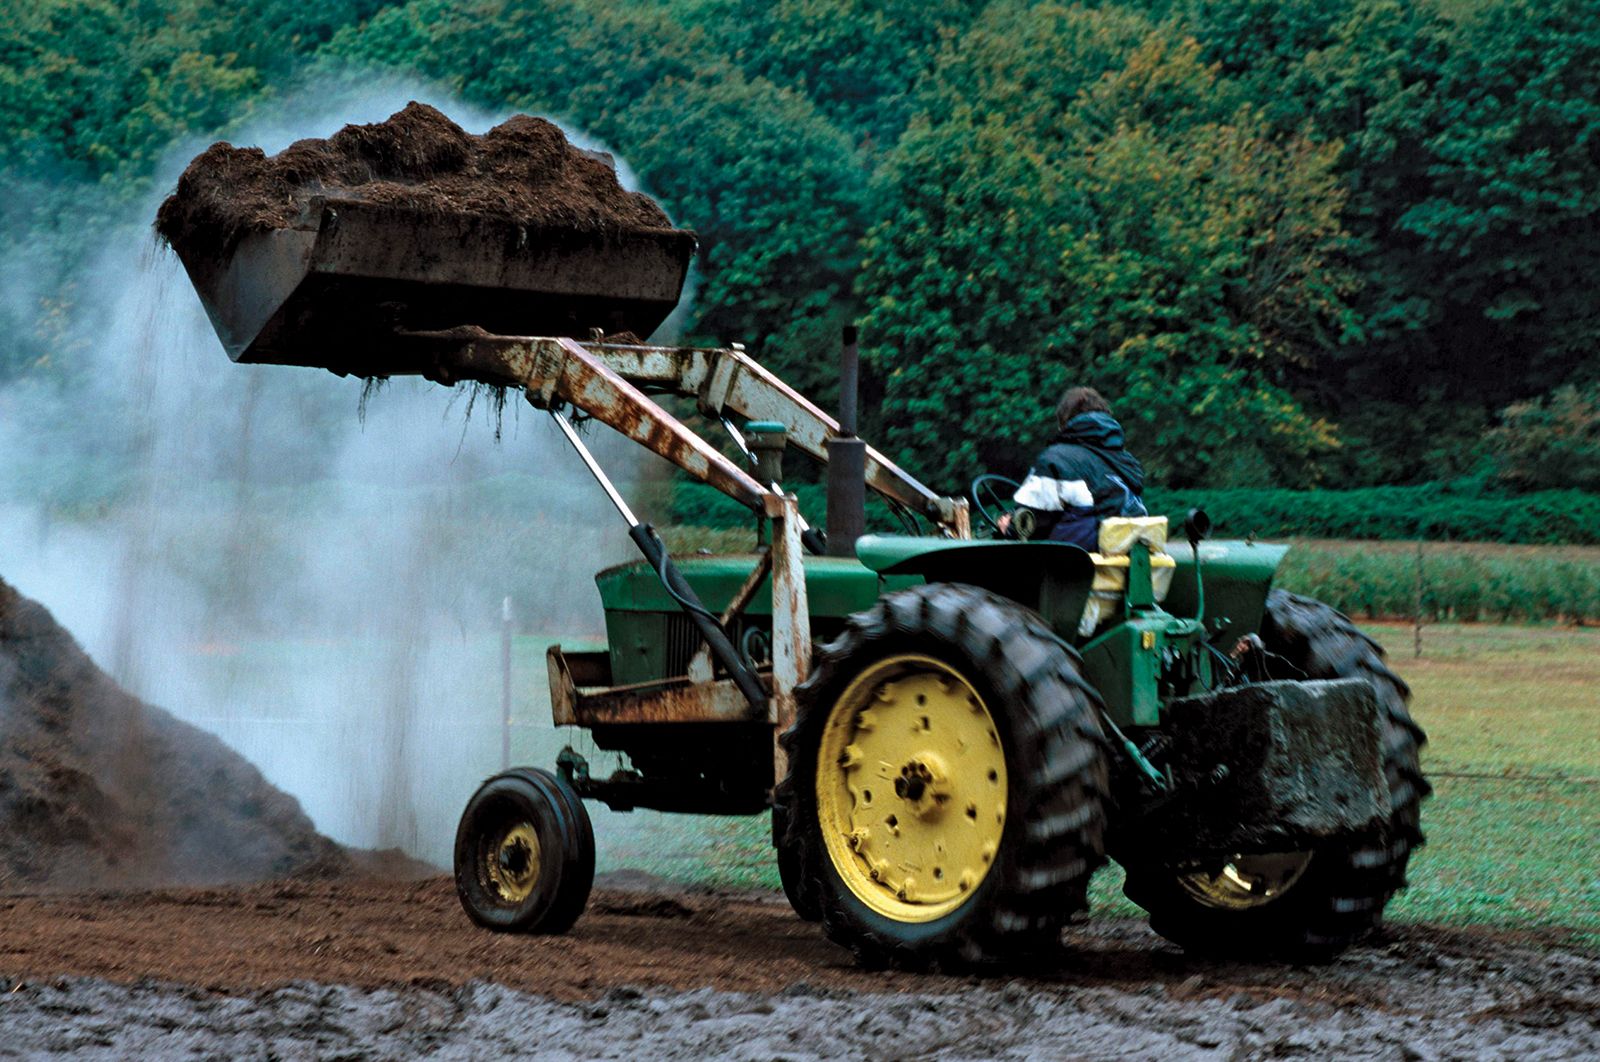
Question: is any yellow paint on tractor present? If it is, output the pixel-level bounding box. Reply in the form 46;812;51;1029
1178;852;1314;910
486;823;542;905
816;655;1008;923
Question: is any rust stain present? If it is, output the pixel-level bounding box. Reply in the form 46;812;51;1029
573;675;768;726
419;331;953;525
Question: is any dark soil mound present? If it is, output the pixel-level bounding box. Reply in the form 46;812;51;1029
156;102;674;257
0;575;350;890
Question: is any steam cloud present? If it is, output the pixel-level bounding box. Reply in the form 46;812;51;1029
0;78;701;870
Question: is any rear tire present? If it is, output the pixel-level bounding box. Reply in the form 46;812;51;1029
777;825;825;914
777;582;1109;968
773;805;821;921
1121;590;1430;958
454;767;595;934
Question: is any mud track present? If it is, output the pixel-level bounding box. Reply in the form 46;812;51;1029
1;877;1596;1057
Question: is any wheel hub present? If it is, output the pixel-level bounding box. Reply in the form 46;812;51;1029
486;823;541;904
817;655;1008;923
893;755;950;820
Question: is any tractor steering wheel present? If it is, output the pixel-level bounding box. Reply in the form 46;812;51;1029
969;474;1021;536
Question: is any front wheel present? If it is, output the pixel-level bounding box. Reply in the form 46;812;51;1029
777;582;1110;968
454;767;595;934
1121;590;1430;959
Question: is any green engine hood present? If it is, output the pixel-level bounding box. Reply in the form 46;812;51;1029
594;535;1289;645
596;553;910;618
855;534;1289;645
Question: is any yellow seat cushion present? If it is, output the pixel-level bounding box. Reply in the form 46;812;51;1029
1078;517;1175;636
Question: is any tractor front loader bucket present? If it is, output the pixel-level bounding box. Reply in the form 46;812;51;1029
173;197;697;378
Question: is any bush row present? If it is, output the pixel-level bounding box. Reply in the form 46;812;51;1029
668;481;920;534
672;480;1600;545
668;482;1599;622
1277;546;1600;624
1145;485;1600;545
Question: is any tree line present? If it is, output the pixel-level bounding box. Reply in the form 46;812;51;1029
4;0;1597;494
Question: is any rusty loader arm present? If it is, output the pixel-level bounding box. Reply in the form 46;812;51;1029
400;330;966;782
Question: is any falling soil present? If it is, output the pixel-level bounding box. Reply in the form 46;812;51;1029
0;878;1595;1057
0;575;417;889
155;102;676;259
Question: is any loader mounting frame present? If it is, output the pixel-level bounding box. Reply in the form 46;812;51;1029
391;328;969;792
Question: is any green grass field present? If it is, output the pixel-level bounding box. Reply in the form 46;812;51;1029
1372;623;1599;943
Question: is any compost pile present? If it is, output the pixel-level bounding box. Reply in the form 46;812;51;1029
0;576;348;890
155;102;673;258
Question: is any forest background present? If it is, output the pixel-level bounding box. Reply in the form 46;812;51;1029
3;0;1599;526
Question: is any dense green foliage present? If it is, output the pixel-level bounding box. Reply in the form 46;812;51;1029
3;0;1598;504
668;479;920;535
1487;384;1600;493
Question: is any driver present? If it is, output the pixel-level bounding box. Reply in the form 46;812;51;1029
999;387;1147;549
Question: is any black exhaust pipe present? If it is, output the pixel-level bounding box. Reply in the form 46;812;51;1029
825;325;867;557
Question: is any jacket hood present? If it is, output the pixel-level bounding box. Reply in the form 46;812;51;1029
1057;412;1144;492
1058;411;1124;450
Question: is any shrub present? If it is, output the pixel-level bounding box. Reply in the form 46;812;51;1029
672;480;1600;544
1276;544;1600;624
1489;384;1600;493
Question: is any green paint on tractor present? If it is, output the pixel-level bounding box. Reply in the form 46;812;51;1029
596;534;1288;723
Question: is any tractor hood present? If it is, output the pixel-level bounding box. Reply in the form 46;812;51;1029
855;534;1290;647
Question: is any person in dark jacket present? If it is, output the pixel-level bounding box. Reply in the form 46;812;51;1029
1002;387;1146;549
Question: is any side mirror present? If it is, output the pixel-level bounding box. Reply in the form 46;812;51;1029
1184;508;1211;549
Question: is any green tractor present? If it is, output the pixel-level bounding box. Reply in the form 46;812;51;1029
175;192;1428;969
436;327;1429;968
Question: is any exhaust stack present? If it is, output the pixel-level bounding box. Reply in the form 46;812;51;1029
825;325;867;556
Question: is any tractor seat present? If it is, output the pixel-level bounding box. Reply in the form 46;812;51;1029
1080;516;1176;636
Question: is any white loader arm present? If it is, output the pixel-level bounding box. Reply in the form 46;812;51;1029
408;329;970;535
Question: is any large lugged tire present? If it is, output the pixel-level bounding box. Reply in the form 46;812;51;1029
1121;589;1430;959
776;582;1110;968
773;807;822;922
455;767;595;934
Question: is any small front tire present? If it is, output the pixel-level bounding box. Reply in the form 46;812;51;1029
454;767;595;934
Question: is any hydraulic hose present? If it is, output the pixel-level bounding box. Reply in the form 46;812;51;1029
628;523;769;714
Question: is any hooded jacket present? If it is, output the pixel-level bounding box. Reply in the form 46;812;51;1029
1012;411;1146;549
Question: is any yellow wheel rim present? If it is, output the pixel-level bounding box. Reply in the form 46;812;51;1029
1178;852;1313;910
486;822;541;904
816;654;1008;923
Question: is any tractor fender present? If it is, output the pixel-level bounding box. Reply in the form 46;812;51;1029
854;535;1095;632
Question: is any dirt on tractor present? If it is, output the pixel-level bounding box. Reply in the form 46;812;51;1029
1;876;1595;1057
0;575;426;890
155;102;675;258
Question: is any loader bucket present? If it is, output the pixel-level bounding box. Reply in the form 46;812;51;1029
173;197;696;378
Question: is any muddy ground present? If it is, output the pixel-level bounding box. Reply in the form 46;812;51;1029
2;877;1595;1058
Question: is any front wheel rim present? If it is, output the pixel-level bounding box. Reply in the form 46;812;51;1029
816;654;1008;923
484;821;542;904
